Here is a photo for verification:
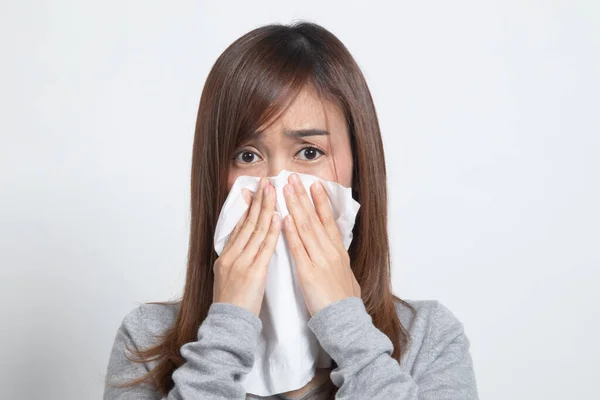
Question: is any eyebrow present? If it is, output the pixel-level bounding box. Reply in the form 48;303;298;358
249;128;330;140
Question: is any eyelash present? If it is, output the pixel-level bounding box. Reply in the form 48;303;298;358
232;145;326;164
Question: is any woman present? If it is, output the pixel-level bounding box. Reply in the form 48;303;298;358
103;21;479;399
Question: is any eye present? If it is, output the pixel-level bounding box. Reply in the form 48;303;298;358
296;146;325;161
233;146;325;164
233;150;262;164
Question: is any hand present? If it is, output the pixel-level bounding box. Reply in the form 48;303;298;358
212;178;282;316
282;173;361;315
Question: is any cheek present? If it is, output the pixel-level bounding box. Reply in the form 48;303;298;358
337;165;353;188
296;164;332;179
302;158;352;188
329;148;354;188
339;168;353;188
227;172;241;192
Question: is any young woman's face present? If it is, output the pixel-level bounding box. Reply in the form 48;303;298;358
227;86;354;191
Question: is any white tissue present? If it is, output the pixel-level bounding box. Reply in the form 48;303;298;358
213;169;361;396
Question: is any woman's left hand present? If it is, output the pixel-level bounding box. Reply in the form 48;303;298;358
283;173;361;316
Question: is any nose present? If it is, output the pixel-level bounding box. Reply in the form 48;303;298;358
265;156;302;182
266;164;298;187
266;162;288;179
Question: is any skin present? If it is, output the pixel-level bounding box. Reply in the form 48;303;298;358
226;85;353;189
213;85;360;397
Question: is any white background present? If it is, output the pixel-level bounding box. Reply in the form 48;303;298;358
1;1;598;399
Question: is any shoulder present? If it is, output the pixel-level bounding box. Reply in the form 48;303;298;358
118;301;181;347
394;298;465;335
393;298;470;375
105;301;181;380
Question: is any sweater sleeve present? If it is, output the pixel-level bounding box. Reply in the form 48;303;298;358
306;297;479;400
103;302;261;400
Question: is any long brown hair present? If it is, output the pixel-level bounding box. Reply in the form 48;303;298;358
111;21;416;396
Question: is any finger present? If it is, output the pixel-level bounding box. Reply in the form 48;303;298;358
242;187;252;206
288;174;331;244
310;180;342;245
252;213;282;269
283;214;311;270
284;178;327;263
238;182;277;263
227;177;268;257
222;188;253;253
222;206;250;254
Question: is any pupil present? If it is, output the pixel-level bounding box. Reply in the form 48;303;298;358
242;152;254;163
305;148;316;160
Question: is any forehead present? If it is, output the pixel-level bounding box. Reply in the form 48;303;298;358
260;86;347;134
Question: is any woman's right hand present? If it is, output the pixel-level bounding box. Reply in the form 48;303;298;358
212;177;281;316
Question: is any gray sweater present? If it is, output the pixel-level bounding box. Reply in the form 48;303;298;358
103;297;479;399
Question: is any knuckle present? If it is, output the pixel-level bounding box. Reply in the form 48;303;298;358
249;229;262;243
290;242;304;255
231;260;245;271
214;258;228;271
257;241;266;254
261;197;273;210
298;220;312;233
308;214;321;227
268;224;280;238
322;215;335;228
253;221;267;236
244;217;256;230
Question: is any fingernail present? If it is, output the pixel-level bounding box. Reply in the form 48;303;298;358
242;188;251;204
289;173;299;184
313;181;323;193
